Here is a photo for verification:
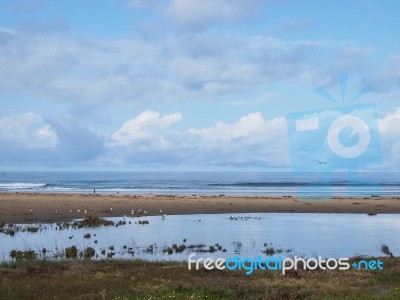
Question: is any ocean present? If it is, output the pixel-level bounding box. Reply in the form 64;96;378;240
0;171;399;196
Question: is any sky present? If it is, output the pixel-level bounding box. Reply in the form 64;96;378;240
0;0;400;171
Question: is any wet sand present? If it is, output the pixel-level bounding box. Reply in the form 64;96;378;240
0;192;399;223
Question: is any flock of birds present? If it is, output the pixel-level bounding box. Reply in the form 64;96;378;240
27;208;168;219
26;208;261;222
230;214;261;220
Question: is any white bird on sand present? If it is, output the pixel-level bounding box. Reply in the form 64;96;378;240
29;209;33;214
160;209;164;213
84;209;87;214
143;211;148;214
77;209;80;213
110;208;113;211
131;210;134;215
69;210;73;213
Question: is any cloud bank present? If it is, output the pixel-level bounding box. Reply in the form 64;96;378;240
1;108;400;170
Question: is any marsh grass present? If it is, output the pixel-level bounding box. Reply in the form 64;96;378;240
9;250;36;261
1;216;123;236
72;216;115;228
0;258;399;299
65;246;78;259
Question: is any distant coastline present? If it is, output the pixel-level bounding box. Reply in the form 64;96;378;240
1;171;400;197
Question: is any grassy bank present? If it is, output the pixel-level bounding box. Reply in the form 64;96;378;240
0;258;399;299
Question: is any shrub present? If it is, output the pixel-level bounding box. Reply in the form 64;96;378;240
84;247;96;258
9;250;36;261
65;246;78;259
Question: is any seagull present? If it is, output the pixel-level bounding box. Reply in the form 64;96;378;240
69;210;73;213
131;210;134;215
314;160;327;165
84;209;87;214
77;209;80;213
160;209;164;213
143;211;148;214
256;216;261;220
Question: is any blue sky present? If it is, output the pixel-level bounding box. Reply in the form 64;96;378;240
0;0;400;170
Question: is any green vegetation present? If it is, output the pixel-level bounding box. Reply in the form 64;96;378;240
262;244;293;256
72;216;115;228
162;243;226;255
65;246;78;259
0;258;399;299
263;247;276;256
83;247;96;258
0;228;15;236
9;250;36;261
26;226;39;233
1;216;124;237
381;243;394;258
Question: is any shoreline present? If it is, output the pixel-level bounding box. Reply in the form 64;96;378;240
1;192;400;224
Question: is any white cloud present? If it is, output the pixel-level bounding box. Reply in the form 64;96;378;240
0;112;58;149
187;113;289;166
106;110;290;167
378;108;400;167
111;110;182;146
378;108;400;135
129;0;261;30
0;28;327;107
165;0;261;29
2;108;400;169
188;112;266;143
102;108;400;169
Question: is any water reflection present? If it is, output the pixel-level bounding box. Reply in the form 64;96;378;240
1;213;399;261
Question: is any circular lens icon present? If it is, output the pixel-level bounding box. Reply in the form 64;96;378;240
327;115;370;159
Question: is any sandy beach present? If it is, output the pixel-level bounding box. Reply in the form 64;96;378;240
0;192;399;223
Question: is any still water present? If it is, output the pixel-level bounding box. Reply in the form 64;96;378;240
1;213;399;261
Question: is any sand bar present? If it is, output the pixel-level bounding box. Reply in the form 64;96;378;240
0;192;399;224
